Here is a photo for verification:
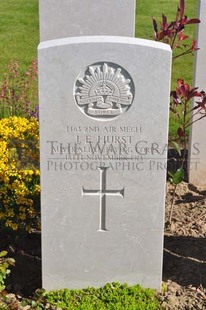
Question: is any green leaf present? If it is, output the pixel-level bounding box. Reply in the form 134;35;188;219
34;288;46;298
7;258;15;266
31;300;37;307
0;251;7;258
168;171;174;178
0;266;6;274
172;167;184;184
171;141;182;156
0;274;4;282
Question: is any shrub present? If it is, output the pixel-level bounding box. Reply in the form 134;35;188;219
44;282;159;310
0;116;40;231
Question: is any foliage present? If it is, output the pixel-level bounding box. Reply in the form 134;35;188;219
168;79;206;184
0;116;40;231
136;0;198;85
0;60;38;118
43;282;159;310
168;79;206;223
152;0;206;180
152;0;206;224
150;0;199;136
152;0;200;58
170;78;206;148
0;251;15;293
0;284;159;310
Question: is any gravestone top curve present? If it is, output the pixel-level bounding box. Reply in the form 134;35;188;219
39;36;171;51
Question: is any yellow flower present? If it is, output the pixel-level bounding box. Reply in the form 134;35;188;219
0;116;40;232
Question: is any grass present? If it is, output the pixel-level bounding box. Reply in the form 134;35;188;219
0;0;38;76
135;0;199;136
0;0;198;82
136;0;198;86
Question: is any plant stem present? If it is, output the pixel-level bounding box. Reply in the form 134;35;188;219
171;32;177;50
185;114;206;128
172;49;193;61
181;98;188;168
169;183;178;225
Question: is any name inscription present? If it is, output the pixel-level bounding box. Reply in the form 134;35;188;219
45;125;170;172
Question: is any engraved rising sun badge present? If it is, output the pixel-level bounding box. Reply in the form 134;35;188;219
74;62;134;120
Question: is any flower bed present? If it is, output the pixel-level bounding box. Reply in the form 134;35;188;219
0;116;40;231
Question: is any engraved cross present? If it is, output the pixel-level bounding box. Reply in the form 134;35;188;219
82;167;124;231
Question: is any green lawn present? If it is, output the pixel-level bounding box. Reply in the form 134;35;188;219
136;0;198;86
0;0;38;75
0;0;199;135
0;0;198;78
135;0;199;136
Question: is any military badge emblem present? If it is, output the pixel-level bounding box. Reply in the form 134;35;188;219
75;62;134;119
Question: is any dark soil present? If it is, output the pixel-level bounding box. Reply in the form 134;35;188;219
161;182;206;309
0;230;41;297
1;181;206;309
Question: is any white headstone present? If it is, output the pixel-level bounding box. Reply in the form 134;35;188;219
39;0;136;41
189;0;206;186
39;36;171;291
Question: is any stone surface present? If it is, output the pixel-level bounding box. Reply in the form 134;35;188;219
39;0;136;41
38;36;171;291
189;0;206;186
